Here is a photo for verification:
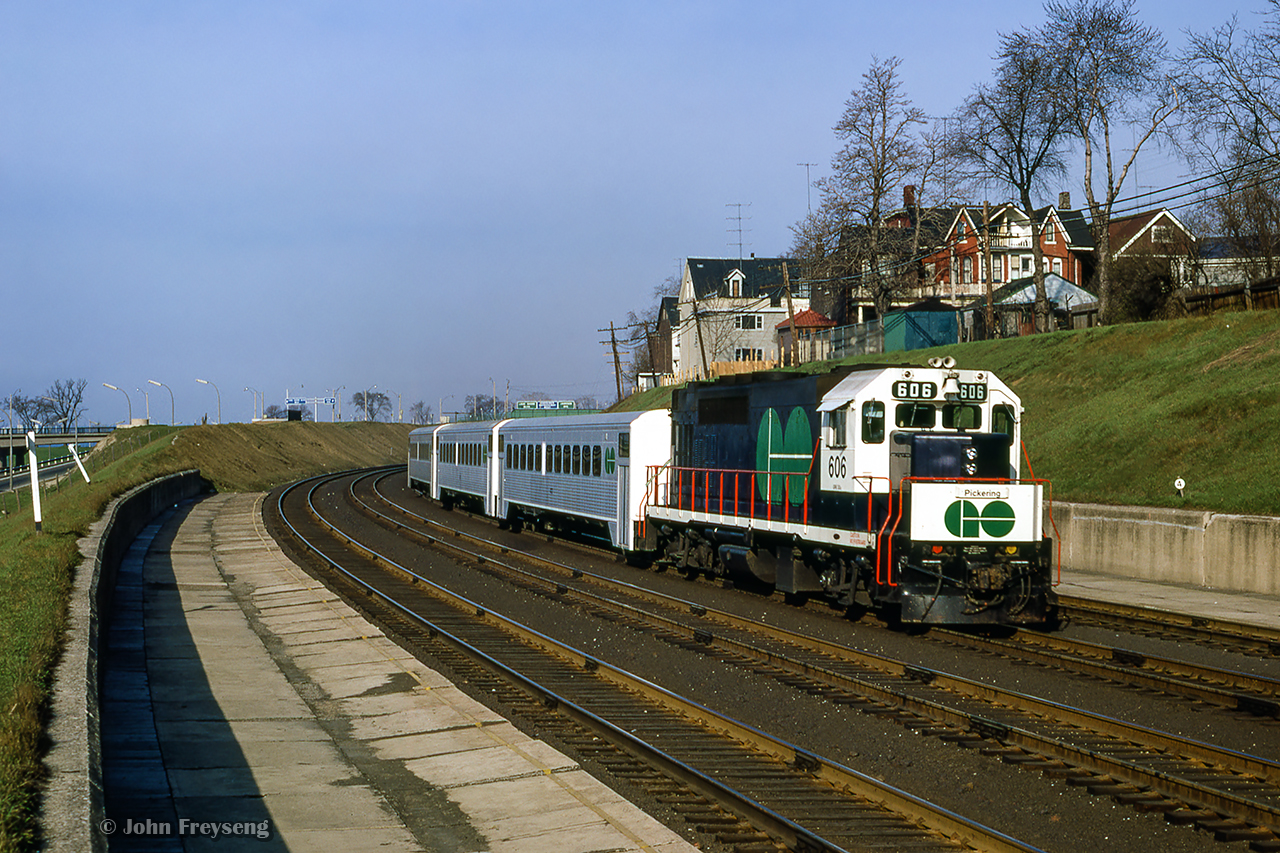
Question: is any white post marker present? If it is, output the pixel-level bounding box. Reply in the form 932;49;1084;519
68;443;91;484
26;431;42;532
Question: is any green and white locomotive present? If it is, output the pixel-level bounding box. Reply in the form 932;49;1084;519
641;359;1057;626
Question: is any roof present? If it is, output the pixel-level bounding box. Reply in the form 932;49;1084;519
1109;208;1192;255
966;272;1095;309
685;257;799;300
775;308;835;330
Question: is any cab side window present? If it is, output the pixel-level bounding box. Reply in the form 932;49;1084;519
993;404;1016;446
829;406;848;449
861;401;885;443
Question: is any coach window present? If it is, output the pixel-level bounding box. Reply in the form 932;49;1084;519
553;445;561;473
829;406;848;448
895;403;935;429
593;445;602;476
942;404;982;430
861;401;885;443
619;433;630;458
572;445;581;475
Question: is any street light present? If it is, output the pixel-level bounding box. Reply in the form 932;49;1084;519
438;394;454;424
148;379;174;426
136;387;150;422
335;386;345;422
102;383;132;425
365;384;377;422
385;388;401;422
196;379;221;424
245;386;260;421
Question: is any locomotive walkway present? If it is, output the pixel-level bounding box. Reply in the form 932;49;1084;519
51;492;696;853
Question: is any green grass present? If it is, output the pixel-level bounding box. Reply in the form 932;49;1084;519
0;422;411;851
613;309;1280;514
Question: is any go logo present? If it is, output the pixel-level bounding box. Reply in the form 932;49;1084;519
944;500;1015;538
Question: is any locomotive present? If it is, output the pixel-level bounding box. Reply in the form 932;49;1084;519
409;359;1058;627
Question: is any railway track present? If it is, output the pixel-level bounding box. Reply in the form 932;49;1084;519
349;469;1280;851
274;468;1041;853
928;628;1280;718
1058;596;1280;659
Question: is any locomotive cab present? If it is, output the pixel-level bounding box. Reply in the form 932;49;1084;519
813;358;1055;625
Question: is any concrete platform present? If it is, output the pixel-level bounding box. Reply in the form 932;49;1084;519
96;492;699;853
1058;566;1280;632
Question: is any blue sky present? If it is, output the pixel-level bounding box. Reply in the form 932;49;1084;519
1;1;1246;425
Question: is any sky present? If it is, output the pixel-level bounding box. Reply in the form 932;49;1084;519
0;1;1254;426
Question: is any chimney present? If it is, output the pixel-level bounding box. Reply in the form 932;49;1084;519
1059;191;1071;210
904;185;916;208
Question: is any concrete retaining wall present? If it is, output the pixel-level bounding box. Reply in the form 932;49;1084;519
1052;501;1280;596
43;470;207;853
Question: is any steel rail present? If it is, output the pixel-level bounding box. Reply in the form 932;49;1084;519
285;470;1047;853
1060;595;1280;658
929;627;1280;717
362;472;1280;840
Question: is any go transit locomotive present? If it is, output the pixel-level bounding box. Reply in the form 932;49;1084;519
409;359;1058;627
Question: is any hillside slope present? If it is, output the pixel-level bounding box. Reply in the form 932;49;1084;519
617;310;1280;515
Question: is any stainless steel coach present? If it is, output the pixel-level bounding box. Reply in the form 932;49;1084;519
408;409;671;551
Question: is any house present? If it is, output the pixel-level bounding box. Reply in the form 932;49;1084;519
776;308;836;366
1105;208;1196;285
919;196;1094;301
670;257;809;376
1195;237;1280;288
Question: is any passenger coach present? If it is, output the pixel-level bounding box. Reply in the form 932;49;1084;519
409;409;671;551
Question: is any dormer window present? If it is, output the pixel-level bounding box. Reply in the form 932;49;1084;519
1044;219;1056;242
725;269;746;297
956;218;966;239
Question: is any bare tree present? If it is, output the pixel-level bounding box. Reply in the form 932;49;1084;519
1179;5;1280;171
1040;0;1175;323
796;56;927;321
952;31;1071;332
408;401;433;424
9;393;43;430
825;57;924;318
1178;4;1280;281
351;390;392;422
40;378;88;427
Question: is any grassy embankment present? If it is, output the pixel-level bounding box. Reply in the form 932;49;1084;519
0;421;411;852
616;309;1280;515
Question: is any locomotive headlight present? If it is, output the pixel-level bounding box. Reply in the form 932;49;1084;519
1005;545;1019;555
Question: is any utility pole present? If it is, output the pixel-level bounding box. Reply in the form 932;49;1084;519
782;261;799;366
609;322;623;404
983;200;994;340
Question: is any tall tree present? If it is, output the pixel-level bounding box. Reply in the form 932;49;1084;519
952;31;1071;332
1039;0;1175;323
43;378;88;427
1179;4;1280;169
1178;4;1280;281
812;56;925;320
408;401;433;424
351;390;391;422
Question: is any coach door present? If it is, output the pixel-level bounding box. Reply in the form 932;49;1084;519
614;431;630;550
